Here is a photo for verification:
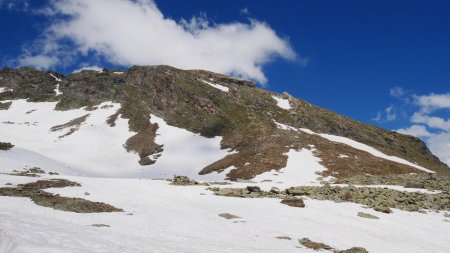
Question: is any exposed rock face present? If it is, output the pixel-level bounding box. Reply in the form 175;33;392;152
0;65;448;180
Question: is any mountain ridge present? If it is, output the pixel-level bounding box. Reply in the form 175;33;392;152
0;65;448;180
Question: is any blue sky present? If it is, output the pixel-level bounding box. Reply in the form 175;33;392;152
1;0;449;165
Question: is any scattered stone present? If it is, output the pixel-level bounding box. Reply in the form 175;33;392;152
210;185;450;213
4;183;12;186
48;172;59;175
246;186;262;193
336;174;450;193
443;212;450;218
357;212;379;219
275;236;291;240
373;205;392;214
219;213;241;220
170;176;209;186
7;167;45;177
91;224;110;227
337;247;369;253
280;198;305;208
0;142;14;150
84;192;90;196
270;187;281;194
28;167;45;174
286;185;449;213
206;181;231;185
298;238;332;251
208;187;274;198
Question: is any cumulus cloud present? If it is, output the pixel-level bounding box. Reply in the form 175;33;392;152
427;133;450;166
411;112;450;131
396;125;432;138
15;0;297;83
414;92;450;113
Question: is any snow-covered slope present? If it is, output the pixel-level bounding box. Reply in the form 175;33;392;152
274;121;433;173
0;100;231;179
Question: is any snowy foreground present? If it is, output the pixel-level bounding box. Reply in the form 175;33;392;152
0;172;449;253
1;100;450;252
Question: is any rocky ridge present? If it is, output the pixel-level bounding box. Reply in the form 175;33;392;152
0;66;448;180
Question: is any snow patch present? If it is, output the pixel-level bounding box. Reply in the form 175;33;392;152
148;114;233;181
49;73;62;82
272;96;291;110
0;100;138;177
201;79;229;92
0;87;13;93
274;121;298;131
254;148;327;187
54;84;63;96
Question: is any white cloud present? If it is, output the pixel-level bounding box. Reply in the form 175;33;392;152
373;105;396;122
17;55;58;70
396;125;432;138
411;112;450;131
389;86;406;98
427;133;450;166
240;8;250;16
414;93;450;113
17;0;297;83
